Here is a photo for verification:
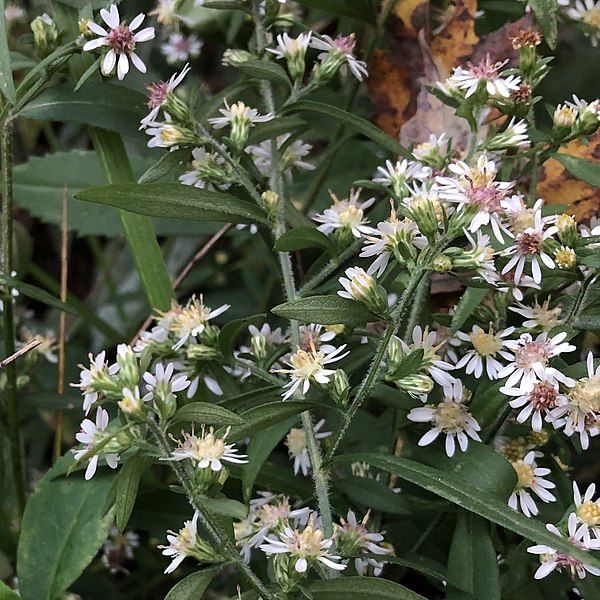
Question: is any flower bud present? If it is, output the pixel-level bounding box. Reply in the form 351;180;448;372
31;14;59;58
553;105;577;132
338;267;388;315
432;254;452;273
222;49;253;67
553;246;576;269
555;213;578;247
186;344;221;361
251;332;268;360
327;369;350;406
576;101;600;135
273;553;304;592
118;387;145;418
395;373;434;397
116;344;139;389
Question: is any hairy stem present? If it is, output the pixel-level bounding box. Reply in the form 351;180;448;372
1;114;26;515
148;420;277;600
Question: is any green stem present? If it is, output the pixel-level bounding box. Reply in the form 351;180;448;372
147;420;277;600
1;114;26;516
251;0;334;539
325;268;427;462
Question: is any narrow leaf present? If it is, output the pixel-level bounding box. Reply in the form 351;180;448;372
115;454;148;532
272;295;378;325
553;153;600;188
528;0;557;49
288;100;411;158
164;566;222;600
138;148;190;184
236;58;290;87
308;577;426;599
0;0;16;104
74;182;269;225
450;287;489;334
173;402;244;427
274;227;335;253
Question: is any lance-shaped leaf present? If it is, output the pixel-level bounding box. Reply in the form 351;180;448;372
173;402;244;427
308;577;426;599
272;295;378;325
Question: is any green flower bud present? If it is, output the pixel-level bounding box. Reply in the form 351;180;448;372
31;14;59;58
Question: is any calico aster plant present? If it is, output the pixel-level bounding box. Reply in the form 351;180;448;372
3;1;600;599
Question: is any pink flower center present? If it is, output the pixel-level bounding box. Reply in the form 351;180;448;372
517;231;542;255
334;34;356;55
147;82;170;108
530;381;558;410
514;341;551;370
465;55;505;80
467;184;504;212
107;25;134;54
175;38;189;52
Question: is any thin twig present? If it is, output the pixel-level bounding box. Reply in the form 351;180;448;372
54;189;68;462
131;225;231;345
0;338;42;368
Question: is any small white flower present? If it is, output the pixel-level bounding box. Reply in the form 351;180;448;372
246;134;314;178
508;451;556;517
488;117;529;150
497;331;575;390
567;0;600;46
310;33;368;81
501;209;558;284
4;4;25;24
313;189;375;238
338;266;377;302
83;4;155;80
268;31;311;61
285;419;331;476
509;298;564;331
72;408;119;480
502;373;573;431
275;344;348;400
435;153;513;243
140;64;191;128
72;350;120;414
408;379;481;457
158;512;199;574
208;100;273;129
412;133;449;163
143;362;190;399
178;147;232;190
372;159;431;190
454;324;515;379
260;518;346;573
446;55;521;98
161;32;203;65
527;513;600;579
573;481;600;534
169;426;247;471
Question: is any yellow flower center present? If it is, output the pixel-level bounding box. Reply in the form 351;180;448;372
290;349;325;379
509;210;535;234
160;125;182;145
512;460;536;489
583;8;600;29
295;524;324;555
286;428;307;456
554;246;576;269
501;437;529;462
469;328;502;356
577;501;600;526
338;204;364;226
570;376;600;414
531;302;563;330
193;432;226;460
434;400;469;433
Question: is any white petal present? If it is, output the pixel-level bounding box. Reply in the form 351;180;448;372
102;49;116;75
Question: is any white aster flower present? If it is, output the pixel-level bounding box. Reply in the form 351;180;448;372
208;100;273;130
297;323;337;354
408;379;481;457
260;518;346;573
4;4;24;24
435;153;513;242
72;408;119;480
401;325;455;390
487;117;529;150
446;54;521;98
412;133;449;165
373;159;431;193
158;512;199;574
275;344;348;400
335;510;392;576
497;331;576;390
140;64;191;128
72;350;120;414
268;31;311;61
161;32;203;65
509;298;564;331
169;426;247;471
143;362;190;400
454;324;515;379
573;482;600;534
508;451;556;517
178;147;232;190
313;189;375;238
285;419;331;476
502;372;573;431
527;513;600;579
338;266;377;302
246;134;314;178
310;33;368;81
83;4;154;80
501;209;558;284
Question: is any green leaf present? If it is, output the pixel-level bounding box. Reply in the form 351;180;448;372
528;0;557;49
0;274;79;315
553;153;600;188
173;402;244;427
74;57;101;91
338;476;411;516
236;58;290;87
0;0;16;104
288;100;411;158
0;582;19;600
335;452;600;570
165;566;222;600
74;182;270;225
115;454;148;533
20;83;146;139
246;115;307;145
242;417;298;501
450;287;489;334
307;577;426;599
9;51;36;70
218;313;265;357
447;512;501;600
138;148;190;184
272;295;378;325
356;553;447;584
89;129;173;312
197;496;248;520
17;467;115;600
223;401;311;441
297;0;375;22
394;348;425;379
274;227;335;253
